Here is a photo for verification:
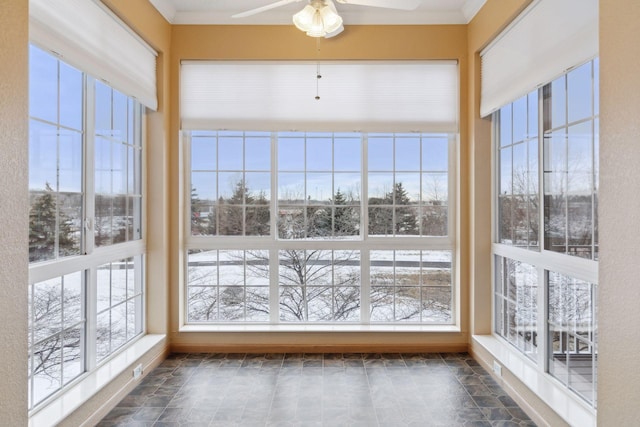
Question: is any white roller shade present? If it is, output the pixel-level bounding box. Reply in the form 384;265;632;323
181;61;458;133
480;0;598;117
30;0;158;110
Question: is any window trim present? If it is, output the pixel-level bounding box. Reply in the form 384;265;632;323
491;58;599;408
181;131;458;328
27;45;148;411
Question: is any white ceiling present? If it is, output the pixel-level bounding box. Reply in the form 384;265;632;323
149;0;487;25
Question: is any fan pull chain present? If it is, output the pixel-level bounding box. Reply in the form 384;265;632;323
315;38;322;100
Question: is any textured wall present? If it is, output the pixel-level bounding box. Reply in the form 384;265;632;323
0;0;29;424
169;24;471;349
598;0;640;423
466;0;532;336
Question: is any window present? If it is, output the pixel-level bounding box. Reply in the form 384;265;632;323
493;59;598;407
28;45;145;409
186;131;455;325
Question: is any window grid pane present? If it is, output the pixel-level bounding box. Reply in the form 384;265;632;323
493;58;598;408
185;131;455;326
547;271;597;404
28;45;146;410
29;272;85;408
493;256;538;361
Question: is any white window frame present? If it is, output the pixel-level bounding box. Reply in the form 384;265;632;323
182;131;458;328
27;45;147;413
491;58;599;409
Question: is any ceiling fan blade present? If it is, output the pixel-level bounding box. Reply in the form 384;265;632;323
232;0;304;18
335;0;421;10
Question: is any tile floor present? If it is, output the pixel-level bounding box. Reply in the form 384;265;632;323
98;352;536;427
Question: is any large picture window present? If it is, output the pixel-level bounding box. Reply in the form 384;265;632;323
185;131;456;325
493;58;598;407
28;45;145;409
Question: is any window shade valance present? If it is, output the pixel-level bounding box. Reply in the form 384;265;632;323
480;0;598;117
180;61;458;133
30;0;158;110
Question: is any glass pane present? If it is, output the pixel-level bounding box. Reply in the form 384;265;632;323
245;136;271;170
547;272;596;405
111;260;128;304
191;136;216;171
278;137;305;171
422;136;448;172
334;137;360;171
334;205;360;237
62;326;83;385
512;96;527;143
395;137;420;171
97;263;112;313
112;143;127;194
333;173;360;203
306;206;331;239
218;136;243;170
278;206;304;239
33;278;63;342
499;105;512;146
306;137;332;171
188;287;218;322
245;251;270;287
95;195;113;247
32;334;63;405
95;137;112;194
218;172;244;201
63;272;83;328
550;77;567;129
368;172;393;203
368;207;393;236
544;132;567;254
278;173;305;203
29;120;58;191
96;311;111;361
112;91;128;141
368;137;393;171
567;62;593;123
306;173;332;203
111;304;127;351
528;91;539;138
95;82;112;134
59;61;83;131
29;46;58;123
218;204;243;236
246;287;269;321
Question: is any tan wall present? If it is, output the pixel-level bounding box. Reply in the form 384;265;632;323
598;0;640;423
0;0;29;425
102;0;172;336
169;24;471;350
466;0;532;334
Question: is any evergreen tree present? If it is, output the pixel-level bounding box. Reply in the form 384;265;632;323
393;182;418;235
246;191;270;236
191;187;208;235
333;188;358;236
29;183;77;262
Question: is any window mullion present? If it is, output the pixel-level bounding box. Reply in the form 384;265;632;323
84;77;96;255
269;133;279;323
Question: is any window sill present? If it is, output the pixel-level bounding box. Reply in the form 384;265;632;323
180;324;461;333
472;334;596;427
29;334;166;427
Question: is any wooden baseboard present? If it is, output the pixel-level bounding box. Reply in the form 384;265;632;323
170;342;469;354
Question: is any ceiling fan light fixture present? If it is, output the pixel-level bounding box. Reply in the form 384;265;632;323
292;4;316;32
292;1;343;38
320;3;343;33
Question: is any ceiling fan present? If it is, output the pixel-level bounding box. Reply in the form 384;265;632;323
232;0;422;38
